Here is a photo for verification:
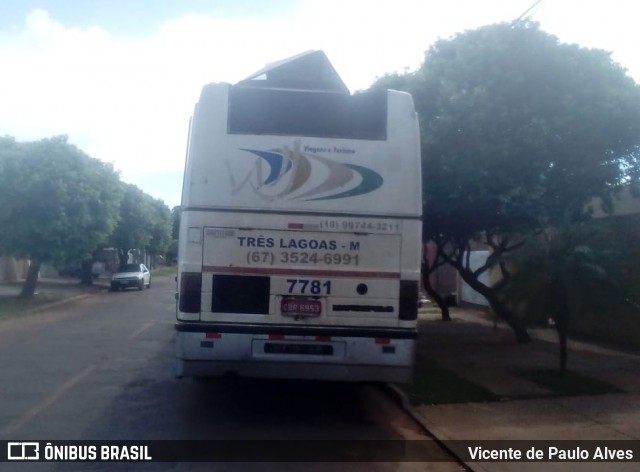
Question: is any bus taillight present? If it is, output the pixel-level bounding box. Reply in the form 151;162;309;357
179;272;202;313
399;280;418;321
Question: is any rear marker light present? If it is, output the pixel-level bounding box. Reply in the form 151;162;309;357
269;334;285;341
315;336;331;342
206;333;221;339
375;338;391;345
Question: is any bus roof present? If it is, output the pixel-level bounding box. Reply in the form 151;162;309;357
236;50;349;94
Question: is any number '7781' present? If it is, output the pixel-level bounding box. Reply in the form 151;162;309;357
286;279;332;295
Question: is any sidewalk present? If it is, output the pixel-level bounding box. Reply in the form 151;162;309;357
0;276;109;316
406;306;640;470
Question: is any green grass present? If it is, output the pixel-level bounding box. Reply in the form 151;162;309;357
0;279;107;320
401;364;620;406
0;296;36;316
513;369;622;396
151;265;177;277
0;293;63;318
402;358;500;405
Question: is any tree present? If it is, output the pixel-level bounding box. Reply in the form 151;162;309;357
145;198;172;267
164;205;181;265
171;206;181;240
0;136;122;298
421;238;452;321
501;224;633;371
110;183;170;266
372;22;640;341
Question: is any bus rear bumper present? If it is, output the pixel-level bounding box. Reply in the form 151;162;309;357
176;358;412;383
175;324;416;383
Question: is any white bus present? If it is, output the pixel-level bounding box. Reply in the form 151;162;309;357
176;51;422;382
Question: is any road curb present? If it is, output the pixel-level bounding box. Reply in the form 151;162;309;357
382;382;472;470
23;286;110;315
24;294;93;315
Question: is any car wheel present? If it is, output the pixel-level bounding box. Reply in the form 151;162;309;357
146;282;151;289
138;280;144;291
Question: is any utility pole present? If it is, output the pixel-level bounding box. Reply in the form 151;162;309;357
514;0;544;22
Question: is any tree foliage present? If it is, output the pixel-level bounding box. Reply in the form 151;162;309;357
171;206;181;240
372;22;640;340
164;206;181;264
146;198;172;262
415;22;640;232
110;183;171;265
0;136;122;298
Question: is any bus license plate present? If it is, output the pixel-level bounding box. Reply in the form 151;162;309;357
281;298;321;317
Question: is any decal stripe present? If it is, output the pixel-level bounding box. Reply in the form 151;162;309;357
240;149;285;185
203;266;401;279
239;147;384;202
306;164;384;201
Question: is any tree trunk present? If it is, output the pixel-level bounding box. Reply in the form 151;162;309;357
421;263;450;321
79;259;93;286
558;328;568;373
554;293;570;373
458;268;531;342
487;291;531;343
118;249;129;267
19;259;41;299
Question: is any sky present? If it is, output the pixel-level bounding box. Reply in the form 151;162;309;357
1;0;639;209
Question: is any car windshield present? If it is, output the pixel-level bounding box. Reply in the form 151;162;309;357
119;264;140;273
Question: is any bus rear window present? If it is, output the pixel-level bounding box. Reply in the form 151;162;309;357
228;87;387;140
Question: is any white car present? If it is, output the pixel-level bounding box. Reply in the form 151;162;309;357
110;263;151;291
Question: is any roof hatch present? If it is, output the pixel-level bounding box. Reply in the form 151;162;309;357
236;50;349;94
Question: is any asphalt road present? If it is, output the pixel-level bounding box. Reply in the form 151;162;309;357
0;275;463;471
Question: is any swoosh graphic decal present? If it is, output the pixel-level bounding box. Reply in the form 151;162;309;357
288;152;312;193
236;145;383;201
305;164;383;201
241;149;285;185
294;153;353;200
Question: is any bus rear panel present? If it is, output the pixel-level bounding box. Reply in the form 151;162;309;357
176;51;421;382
